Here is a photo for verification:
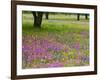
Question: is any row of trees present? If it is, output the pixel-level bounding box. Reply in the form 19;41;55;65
31;12;88;28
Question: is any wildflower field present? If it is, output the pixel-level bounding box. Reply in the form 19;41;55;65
22;12;89;69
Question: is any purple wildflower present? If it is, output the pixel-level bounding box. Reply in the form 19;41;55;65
73;43;80;51
34;48;41;54
48;61;64;67
81;56;89;62
44;53;53;60
27;56;33;62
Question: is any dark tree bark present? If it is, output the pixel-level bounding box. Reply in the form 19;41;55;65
45;12;49;19
77;14;80;21
32;11;43;28
85;14;88;20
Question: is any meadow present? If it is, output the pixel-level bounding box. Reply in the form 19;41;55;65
22;12;89;69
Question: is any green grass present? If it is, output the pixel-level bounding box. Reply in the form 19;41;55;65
22;13;89;35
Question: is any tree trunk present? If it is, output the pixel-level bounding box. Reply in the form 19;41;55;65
77;14;80;21
32;12;43;28
45;12;49;19
85;14;88;20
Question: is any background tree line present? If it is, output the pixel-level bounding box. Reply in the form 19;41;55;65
23;11;89;28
